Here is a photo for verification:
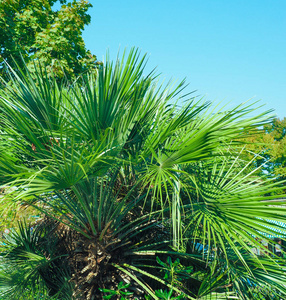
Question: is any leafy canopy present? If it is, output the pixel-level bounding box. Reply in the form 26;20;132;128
0;0;97;79
242;117;286;192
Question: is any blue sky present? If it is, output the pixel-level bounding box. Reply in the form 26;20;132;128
82;0;286;118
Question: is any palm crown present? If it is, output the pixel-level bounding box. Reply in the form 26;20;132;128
0;48;285;299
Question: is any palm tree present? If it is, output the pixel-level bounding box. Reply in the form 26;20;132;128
0;48;286;299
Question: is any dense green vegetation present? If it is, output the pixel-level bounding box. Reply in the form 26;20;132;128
0;49;286;299
243;118;286;177
0;0;97;79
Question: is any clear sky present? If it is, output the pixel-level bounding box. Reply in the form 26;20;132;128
82;0;286;118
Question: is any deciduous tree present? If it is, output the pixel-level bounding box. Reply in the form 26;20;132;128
0;0;97;79
243;118;286;177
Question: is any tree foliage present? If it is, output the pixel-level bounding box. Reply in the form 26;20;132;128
0;0;97;79
0;49;286;299
243;118;286;179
